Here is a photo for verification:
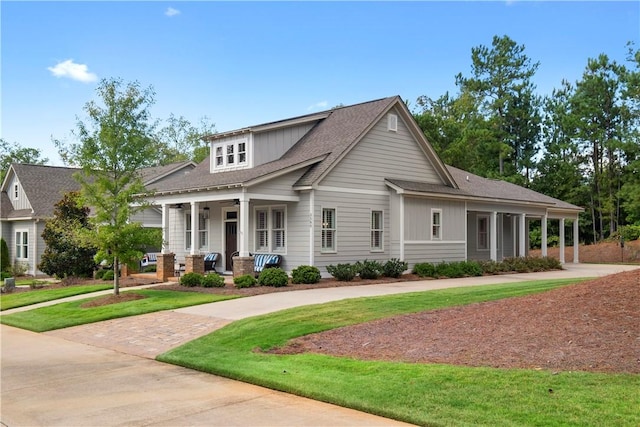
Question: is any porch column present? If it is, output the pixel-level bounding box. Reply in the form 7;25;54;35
490;211;498;261
559;218;565;264
541;214;548;257
161;203;170;254
238;195;250;257
518;214;526;257
190;202;198;255
573;216;579;263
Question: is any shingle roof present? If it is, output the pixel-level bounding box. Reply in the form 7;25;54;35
149;97;400;193
1;161;195;219
386;166;583;212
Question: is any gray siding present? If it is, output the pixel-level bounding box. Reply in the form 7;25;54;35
404;197;465;241
404;242;466;270
248;169;306;199
313;189;390;274
320;109;443;190
130;208;162;228
253;122;317;166
7;175;31;211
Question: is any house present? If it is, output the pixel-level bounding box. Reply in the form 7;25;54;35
0;161;196;276
144;96;583;280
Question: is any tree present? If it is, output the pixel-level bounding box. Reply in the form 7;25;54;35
455;35;541;183
56;77;162;294
0;238;10;276
0;139;49;182
155;114;216;164
39;192;97;278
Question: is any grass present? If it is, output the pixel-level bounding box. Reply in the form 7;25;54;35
1;284;114;311
158;278;639;426
0;289;238;332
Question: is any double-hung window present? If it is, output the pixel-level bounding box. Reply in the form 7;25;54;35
371;210;383;251
185;212;208;250
212;138;248;171
15;230;28;259
477;215;489;250
254;206;286;253
431;209;442;240
322;208;336;252
185;214;192;250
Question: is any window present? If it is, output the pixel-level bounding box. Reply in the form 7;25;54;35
477;215;488;250
322;208;336;252
212;138;249;171
431;209;442;240
256;209;268;251
272;208;285;251
199;212;208;249
185;213;192;249
15;230;28;259
387;113;398;132
14;184;19;200
371;210;383;251
254;206;286;253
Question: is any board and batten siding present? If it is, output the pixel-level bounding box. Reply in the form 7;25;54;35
253;122;317;166
7;175;31;211
319;108;444;191
402;196;466;268
312;189;390;273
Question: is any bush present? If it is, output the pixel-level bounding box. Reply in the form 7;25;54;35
326;263;358;281
413;262;436;277
94;269;106;279
202;274;225;288
355;260;383;280
291;265;321;284
460;260;483;277
142;265;157;273
258;268;289;287
382;258;408;278
102;269;115;281
234;274;257;288
180;272;202;287
0;238;10;274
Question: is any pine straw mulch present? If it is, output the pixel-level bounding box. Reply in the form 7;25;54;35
270;269;640;374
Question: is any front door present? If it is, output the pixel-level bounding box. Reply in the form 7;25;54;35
225;221;237;271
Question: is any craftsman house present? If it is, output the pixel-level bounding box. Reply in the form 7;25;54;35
144;96;583;279
0;161;196;276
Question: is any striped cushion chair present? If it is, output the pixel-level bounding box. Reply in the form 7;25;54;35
253;253;282;275
204;252;221;273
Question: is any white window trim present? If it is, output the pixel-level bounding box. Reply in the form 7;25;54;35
321;207;337;254
211;137;249;172
185;211;209;251
15;229;28;260
198;211;209;251
370;210;384;252
253;205;287;254
431;208;442;241
387;113;398;132
477;214;489;251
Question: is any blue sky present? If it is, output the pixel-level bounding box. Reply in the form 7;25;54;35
2;1;638;166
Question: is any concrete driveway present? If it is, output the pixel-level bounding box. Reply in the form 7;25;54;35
2;263;638;426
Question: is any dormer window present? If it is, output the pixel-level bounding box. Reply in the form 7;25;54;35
212;138;249;172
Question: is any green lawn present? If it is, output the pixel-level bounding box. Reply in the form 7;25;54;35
0;289;238;332
158;278;639;427
1;284;112;311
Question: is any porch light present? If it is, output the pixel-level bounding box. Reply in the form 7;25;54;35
234;199;240;205
203;207;210;219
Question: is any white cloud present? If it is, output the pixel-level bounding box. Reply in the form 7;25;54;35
47;59;97;83
165;7;180;17
307;101;328;111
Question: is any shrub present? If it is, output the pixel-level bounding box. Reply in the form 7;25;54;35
234;274;257;288
142;265;157;273
326;263;358;281
382;258;408;278
180;272;202;287
413;262;436;277
202;274;225;288
291;265;321;284
258;268;289;287
460;260;483;277
435;261;465;278
102;269;115;281
355;260;383;280
0;238;10;274
94;269;106;279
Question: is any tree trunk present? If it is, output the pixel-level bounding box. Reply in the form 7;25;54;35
113;257;120;296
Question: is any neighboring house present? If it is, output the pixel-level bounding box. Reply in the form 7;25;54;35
144;96;583;278
0;161;196;276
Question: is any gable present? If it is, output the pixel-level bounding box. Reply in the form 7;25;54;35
318;107;447;191
4;171;31;212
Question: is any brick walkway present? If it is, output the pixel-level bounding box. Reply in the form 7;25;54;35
45;311;231;359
